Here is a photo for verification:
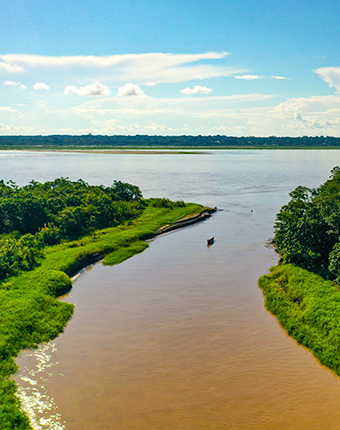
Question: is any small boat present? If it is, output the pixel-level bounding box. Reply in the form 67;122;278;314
207;237;214;245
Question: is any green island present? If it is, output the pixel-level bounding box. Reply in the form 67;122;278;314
0;177;209;429
259;167;340;375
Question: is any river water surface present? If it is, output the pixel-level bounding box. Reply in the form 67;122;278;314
5;149;340;429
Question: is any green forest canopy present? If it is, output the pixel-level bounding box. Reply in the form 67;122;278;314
0;178;144;282
259;168;340;378
273;166;340;280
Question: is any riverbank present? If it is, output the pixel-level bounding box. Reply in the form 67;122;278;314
1;146;340;152
0;148;210;154
259;264;340;375
1;200;212;430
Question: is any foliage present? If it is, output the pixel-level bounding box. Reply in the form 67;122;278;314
0;234;43;282
0;178;145;282
150;198;186;208
1;135;340;148
0;177;144;239
35;226;61;246
0;378;32;430
111;180;143;201
259;264;340;375
260;167;340;378
273;167;340;279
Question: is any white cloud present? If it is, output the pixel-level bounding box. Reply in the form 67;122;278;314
64;82;111;96
3;81;26;89
0;123;35;133
144;124;177;132
117;83;147;97
33;82;50;90
0;62;23;73
0;106;19;113
213;125;248;132
273;93;340;133
315;67;340;92
0;52;229;69
283;114;340;131
234;74;288;81
271;75;288;80
181;85;212;95
274;94;340;114
234;75;262;80
0;52;242;85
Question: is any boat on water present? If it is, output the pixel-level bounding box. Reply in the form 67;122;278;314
207;237;214;245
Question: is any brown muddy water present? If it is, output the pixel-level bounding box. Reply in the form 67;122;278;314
8;149;340;429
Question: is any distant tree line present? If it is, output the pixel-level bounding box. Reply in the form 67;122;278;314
1;135;340;148
273;167;340;280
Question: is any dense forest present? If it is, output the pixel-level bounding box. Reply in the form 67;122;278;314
1;135;340;148
259;167;340;378
273;166;340;280
0;178;144;283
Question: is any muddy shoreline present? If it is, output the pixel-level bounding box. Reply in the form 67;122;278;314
155;207;217;235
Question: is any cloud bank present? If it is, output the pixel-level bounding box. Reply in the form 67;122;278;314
1;50;334;136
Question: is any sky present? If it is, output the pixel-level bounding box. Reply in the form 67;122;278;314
1;0;340;137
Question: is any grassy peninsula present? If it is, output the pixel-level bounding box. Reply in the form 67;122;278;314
259;167;340;375
0;178;208;429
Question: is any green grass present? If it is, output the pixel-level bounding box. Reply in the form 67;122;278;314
259;264;340;374
0;200;205;429
103;240;149;266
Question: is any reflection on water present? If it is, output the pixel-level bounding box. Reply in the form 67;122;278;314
16;343;65;429
12;149;340;429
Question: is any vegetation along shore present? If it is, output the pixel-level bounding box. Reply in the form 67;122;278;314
1;135;340;149
0;177;211;429
259;167;340;375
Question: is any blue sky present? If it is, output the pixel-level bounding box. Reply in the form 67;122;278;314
1;0;340;136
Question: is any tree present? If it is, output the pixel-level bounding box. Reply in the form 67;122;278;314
111;181;143;202
273;179;339;278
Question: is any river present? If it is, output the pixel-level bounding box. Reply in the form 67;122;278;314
5;149;340;429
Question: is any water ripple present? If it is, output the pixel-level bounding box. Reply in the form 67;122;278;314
16;342;64;430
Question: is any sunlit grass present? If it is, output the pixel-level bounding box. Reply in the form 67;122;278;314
259;264;340;374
